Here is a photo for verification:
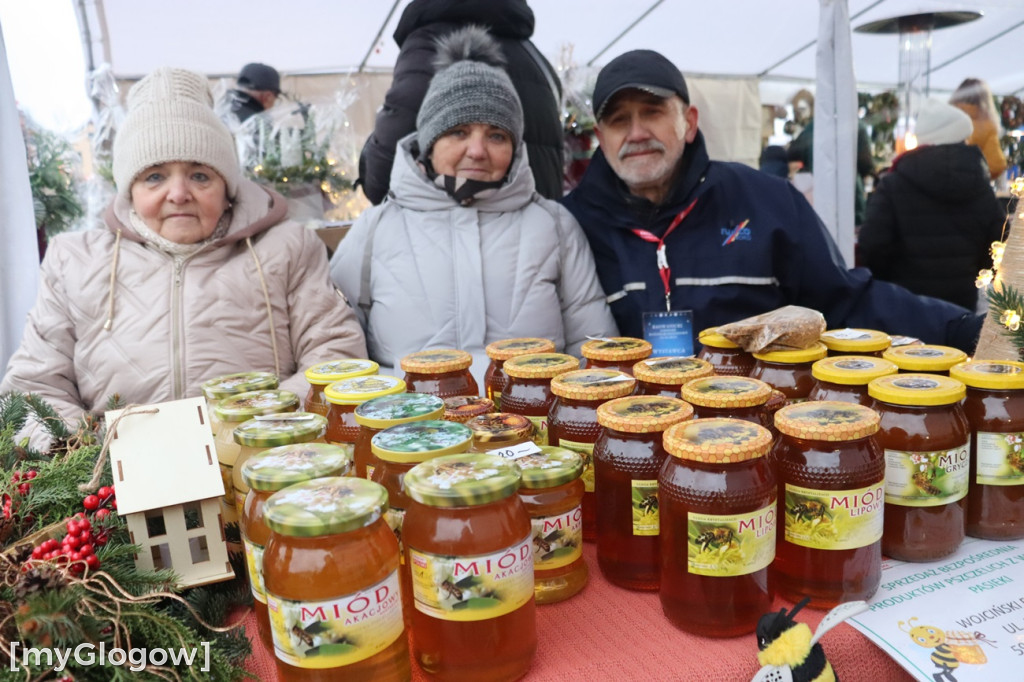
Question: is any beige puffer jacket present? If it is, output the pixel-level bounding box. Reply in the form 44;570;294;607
1;179;367;435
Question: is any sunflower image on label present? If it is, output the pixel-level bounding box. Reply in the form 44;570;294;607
631;480;659;536
687;504;775;577
884;442;970;506
784;484;883;550
242;537;266;603
531;505;583;569
408;536;534;621
975;431;1024;485
267;570;404;669
526;415;548;446
384;506;406;563
556;440;595;492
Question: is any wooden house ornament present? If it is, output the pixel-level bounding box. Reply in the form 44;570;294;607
107;397;235;588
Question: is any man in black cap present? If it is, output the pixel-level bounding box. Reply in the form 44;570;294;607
561;49;981;353
229;63;282;122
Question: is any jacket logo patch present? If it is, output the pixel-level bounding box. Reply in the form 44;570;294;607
721;219;751;245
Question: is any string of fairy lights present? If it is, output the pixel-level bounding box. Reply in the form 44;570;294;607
977;177;1024;332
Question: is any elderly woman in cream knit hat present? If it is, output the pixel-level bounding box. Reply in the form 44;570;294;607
2;67;366;445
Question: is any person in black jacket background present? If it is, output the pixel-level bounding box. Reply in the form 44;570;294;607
358;0;564;204
858;98;1005;311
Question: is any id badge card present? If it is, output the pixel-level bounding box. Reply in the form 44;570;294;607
642;310;694;357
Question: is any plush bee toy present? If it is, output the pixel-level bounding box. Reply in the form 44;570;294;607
751;599;868;682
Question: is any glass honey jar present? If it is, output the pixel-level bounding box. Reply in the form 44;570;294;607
403;453;536;681
325;376;406;478
400;349;478;399
751;342;828;403
240;443;352;651
593;396;693;590
484;338;556;409
501;352;579;447
581;337;652;374
882;345;968;375
513;447;587;604
772;401;885;608
680;375;773;428
697;328;756;376
443;396;494;424
201;371;278;437
549;369;637;541
819;328;891;357
808;356;899;406
659;418;776;637
263;477;408;681
466;412;535;454
868;374;970;561
949;360;1024;540
633;356;714;398
303;359;379;416
354;393;445;482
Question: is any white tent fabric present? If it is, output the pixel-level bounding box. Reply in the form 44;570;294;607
0;20;39;371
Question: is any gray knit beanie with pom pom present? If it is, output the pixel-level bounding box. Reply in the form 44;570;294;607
416;26;524;157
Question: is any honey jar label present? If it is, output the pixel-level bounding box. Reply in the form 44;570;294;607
492;391;502;411
384;507;406;561
783;484;883;550
687;504;776;577
408;537;534;621
242;537;266;603
531;505;583;569
884;443;970;506
267;571;404;669
631;480;659;536
365;464;375;480
556;439;596;492
526;415;548;446
976;432;1024;486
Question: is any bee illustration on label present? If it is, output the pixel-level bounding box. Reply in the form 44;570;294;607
694;527;736;553
441;578;463;601
899;618;995;681
636;493;659;516
292;624;315;648
912;469;943;496
788;499;832;524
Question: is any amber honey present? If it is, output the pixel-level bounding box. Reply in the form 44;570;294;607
324;376;405;478
808;356;898;406
500;353;579;447
302;359;379;416
751;343;828;403
696;328;756;376
484;338;556;409
400;349;478;399
633;356;714;398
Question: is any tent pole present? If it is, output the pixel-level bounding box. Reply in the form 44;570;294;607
586;0;664;67
359;0;402;74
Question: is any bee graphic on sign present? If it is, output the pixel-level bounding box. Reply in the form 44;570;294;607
898;617;995;682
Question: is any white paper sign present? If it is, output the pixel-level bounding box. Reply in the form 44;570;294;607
487;441;543;460
848;537;1024;682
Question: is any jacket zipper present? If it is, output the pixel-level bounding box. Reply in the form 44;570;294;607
171;258;185;399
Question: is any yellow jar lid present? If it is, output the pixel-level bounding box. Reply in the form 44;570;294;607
485;338;557;361
663;418;772;463
233;412;328;448
550;369;636;400
201;371;278;400
503;353;579;379
882;345;968;372
596;396;693;433
698;328;739;349
680;376;772;408
371;420;473;463
325;375;406;405
466;412;534;446
443;396;495;423
400;349;473;373
514;446;584;489
819;328;891;353
812;356;899;386
752;342;828;364
633;356;714;385
304;359;379;386
580;337;653;361
241;443;353;491
354;393;445;429
213;389;298;422
950;360;1024;390
774;401;879;441
264;477;387;537
868;374;966;406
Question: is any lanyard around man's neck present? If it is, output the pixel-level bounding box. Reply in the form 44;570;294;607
629;198;698;311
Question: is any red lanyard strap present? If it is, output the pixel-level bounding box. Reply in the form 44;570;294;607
630;199;697;311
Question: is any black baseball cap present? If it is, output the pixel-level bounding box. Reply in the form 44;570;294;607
592;50;690;120
237;63;281;94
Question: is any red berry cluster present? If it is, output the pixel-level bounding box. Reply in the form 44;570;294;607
82;485;116;519
3;470;38;520
29;515;100;574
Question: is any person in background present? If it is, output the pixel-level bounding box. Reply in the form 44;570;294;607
560;49;982;353
229;62;282;123
1;67;366;446
332;27;615;378
950;77;1008;182
358;0;564;204
857;99;1005;311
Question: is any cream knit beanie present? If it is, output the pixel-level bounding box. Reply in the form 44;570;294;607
113;67;241;199
915;98;973;147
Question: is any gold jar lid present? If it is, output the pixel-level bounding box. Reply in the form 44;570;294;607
633;356;714;386
812;356;899;386
400;349;473;374
882;345;968;372
443;396;495;423
680;376;773;408
867;374;966;406
596;396;693;433
663;418;773;463
580;337;653;362
324;375;406;405
484;338;556;361
304;359;379;386
503;353;579;379
752;343;828;364
697;328;739;349
774;401;880;441
819;328;891;353
550;369;636;401
950;360;1024;390
465;413;534;446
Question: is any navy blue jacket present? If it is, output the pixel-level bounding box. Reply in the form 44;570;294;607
561;131;981;352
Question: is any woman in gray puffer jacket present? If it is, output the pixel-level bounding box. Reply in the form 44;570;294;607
332;27;616;379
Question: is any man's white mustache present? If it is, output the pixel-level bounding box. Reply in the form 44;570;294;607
619;140;666;160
